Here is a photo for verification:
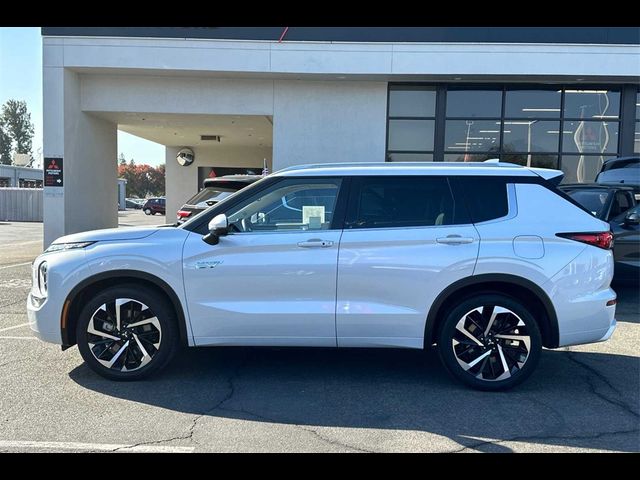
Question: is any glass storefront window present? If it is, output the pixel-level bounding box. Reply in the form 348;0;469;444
443;153;495;162
561;155;605;184
561;121;619;154
635;122;640;154
444;120;501;152
502;120;561;153
388;119;434;151
388;87;436;117
387;153;433;162
564;90;620;119
504;89;561;118
446;90;502;118
503;154;559;170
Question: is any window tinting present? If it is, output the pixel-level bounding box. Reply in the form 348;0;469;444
504;90;561;118
561;121;619;154
444;120;501;153
560;155;603;184
388;120;435;151
446;90;502;118
388;87;436;117
455;177;509;223
347;176;467;229
502;120;561;152
386;153;434;162
564;90;620;119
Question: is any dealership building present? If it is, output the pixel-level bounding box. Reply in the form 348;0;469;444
41;27;640;246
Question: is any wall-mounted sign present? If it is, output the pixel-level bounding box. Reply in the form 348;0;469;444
44;157;63;187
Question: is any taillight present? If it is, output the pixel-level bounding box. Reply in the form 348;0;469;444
557;231;614;250
177;210;192;219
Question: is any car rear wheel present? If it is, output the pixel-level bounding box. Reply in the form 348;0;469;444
437;294;542;391
76;285;178;381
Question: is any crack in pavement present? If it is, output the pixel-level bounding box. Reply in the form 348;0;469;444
451;427;640;453
0;298;26;310
215;405;374;453
567;351;639;419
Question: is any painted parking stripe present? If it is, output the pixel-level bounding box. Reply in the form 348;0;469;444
0;262;32;270
0;440;194;453
0;323;30;333
0;336;38;340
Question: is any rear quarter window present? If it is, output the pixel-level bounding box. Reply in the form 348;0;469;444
453;177;509;223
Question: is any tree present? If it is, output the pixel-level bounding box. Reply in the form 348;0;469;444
1;100;35;159
117;157;165;198
0;118;11;165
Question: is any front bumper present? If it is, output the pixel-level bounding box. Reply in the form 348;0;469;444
27;292;63;344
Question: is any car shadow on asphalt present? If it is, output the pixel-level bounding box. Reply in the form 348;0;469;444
69;346;640;452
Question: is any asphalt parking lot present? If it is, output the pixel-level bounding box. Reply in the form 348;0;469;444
0;211;638;452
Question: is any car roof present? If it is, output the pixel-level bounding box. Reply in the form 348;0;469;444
602;156;639;165
273;161;556;179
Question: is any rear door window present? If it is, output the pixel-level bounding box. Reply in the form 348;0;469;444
453;177;509;223
345;176;469;229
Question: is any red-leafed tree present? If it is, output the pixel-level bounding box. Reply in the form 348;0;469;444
118;154;165;198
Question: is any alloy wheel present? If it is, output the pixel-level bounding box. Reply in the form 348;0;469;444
86;298;162;372
451;305;531;382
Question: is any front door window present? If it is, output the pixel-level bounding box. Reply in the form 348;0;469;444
225;178;342;233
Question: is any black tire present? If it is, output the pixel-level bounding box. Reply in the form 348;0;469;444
437;293;542;391
76;284;179;381
144;208;151;215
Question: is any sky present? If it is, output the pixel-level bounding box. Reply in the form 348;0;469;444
0;27;164;168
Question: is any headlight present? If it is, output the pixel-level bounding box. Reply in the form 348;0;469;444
44;241;96;253
37;261;48;297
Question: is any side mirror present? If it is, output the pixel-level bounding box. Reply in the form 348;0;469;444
203;214;229;245
624;212;640;226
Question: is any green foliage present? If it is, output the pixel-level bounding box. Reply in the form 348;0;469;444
1;100;35;161
118;155;165;198
0;117;12;165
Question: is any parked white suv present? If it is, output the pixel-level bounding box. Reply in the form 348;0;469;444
28;162;617;390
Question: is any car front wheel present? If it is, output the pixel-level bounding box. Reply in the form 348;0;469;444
76;285;178;381
437;294;542;391
144;208;151;215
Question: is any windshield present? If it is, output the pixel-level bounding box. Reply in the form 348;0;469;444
185;187;240;206
565;190;611;218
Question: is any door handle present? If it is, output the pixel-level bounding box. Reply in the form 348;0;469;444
436;235;475;245
297;239;334;248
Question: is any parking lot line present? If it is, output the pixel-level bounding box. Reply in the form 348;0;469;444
0;440;194;453
0;262;32;270
0;336;37;340
0;323;30;333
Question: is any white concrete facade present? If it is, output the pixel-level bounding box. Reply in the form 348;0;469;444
42;34;640;246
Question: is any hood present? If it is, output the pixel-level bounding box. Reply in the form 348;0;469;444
53;227;161;244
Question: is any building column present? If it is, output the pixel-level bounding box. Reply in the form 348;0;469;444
43;65;117;247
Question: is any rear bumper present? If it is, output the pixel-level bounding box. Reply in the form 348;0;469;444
556;289;617;347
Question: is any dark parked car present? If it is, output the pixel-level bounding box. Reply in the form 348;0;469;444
596;156;640;200
142;197;166;216
176;175;261;224
609;204;640;283
560;184;638;283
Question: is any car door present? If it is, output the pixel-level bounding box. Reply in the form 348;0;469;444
336;175;479;348
182;176;346;346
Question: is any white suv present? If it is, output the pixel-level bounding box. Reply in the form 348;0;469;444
28;162;617;390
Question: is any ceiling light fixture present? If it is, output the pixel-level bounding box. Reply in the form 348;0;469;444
522;108;560;112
